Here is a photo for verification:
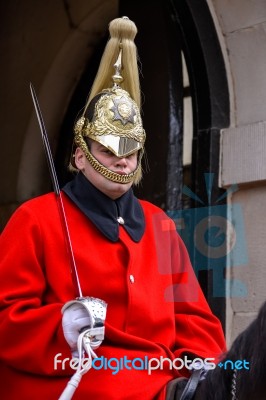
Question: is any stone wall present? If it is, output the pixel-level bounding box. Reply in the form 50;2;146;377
209;0;266;344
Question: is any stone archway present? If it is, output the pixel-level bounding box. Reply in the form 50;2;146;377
17;3;118;202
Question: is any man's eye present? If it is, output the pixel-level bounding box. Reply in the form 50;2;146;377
127;153;137;159
103;149;113;155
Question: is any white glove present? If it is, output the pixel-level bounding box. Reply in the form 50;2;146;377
62;302;92;357
62;297;107;358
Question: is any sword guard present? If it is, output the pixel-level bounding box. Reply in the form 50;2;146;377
62;296;107;330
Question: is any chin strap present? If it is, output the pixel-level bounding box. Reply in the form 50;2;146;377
58;325;104;400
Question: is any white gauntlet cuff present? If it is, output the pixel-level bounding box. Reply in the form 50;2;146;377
62;297;107;356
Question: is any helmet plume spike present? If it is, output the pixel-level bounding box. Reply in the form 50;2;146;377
112;47;123;87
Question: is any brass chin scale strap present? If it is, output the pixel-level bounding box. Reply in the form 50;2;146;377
74;131;143;184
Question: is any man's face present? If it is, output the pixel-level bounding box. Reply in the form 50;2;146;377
74;141;138;200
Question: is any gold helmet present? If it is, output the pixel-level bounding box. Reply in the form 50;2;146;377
72;17;146;184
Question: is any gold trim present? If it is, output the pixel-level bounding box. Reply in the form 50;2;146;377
75;134;143;184
74;88;145;145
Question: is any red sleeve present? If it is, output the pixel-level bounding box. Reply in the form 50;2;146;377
0;204;71;376
154;214;226;373
170;225;226;364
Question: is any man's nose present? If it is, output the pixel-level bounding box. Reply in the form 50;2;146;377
115;157;127;167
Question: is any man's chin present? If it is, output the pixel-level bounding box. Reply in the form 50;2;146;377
104;181;133;199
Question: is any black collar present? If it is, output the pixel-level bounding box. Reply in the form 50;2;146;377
62;173;145;242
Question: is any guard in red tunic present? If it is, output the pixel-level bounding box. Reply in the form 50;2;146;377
0;17;226;400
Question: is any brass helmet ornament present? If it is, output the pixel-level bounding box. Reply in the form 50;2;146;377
73;17;146;184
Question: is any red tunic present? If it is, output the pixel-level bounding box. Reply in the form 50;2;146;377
0;192;225;399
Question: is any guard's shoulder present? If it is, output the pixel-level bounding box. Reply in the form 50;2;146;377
6;193;58;225
138;199;162;212
138;199;167;215
19;192;57;212
1;192;57;235
138;199;177;231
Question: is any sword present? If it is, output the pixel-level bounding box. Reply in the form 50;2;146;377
30;84;107;400
29;83;83;298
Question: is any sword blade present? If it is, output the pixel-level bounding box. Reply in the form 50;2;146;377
30;83;83;298
30;83;60;195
